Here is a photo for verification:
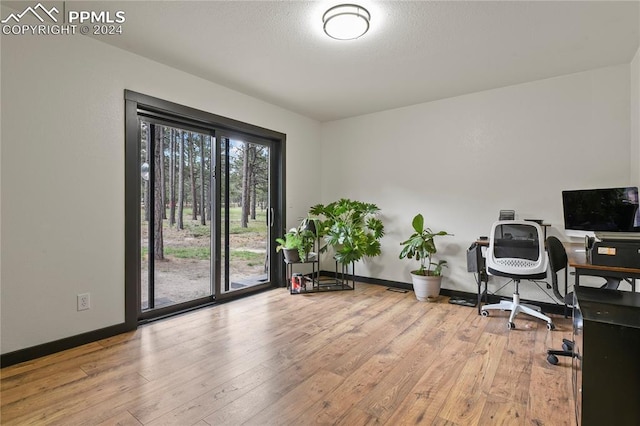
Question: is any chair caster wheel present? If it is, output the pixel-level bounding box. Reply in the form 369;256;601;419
547;323;555;331
547;354;559;365
481;310;489;317
562;341;574;352
507;322;516;330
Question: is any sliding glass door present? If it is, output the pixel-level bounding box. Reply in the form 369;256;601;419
127;91;285;323
217;134;272;296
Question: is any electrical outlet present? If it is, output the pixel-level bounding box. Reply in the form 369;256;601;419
77;293;90;311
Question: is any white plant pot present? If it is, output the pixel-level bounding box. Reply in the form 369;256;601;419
410;272;442;302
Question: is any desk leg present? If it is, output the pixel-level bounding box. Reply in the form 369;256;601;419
477;276;482;315
476;274;489;315
475;246;487;315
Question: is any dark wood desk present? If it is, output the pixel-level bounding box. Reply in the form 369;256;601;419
471;241;640;316
573;287;640;425
564;242;640;290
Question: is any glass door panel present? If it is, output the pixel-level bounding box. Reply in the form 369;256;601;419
219;136;271;295
140;120;213;312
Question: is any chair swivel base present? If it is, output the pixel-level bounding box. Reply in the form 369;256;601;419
481;294;555;330
547;339;574;365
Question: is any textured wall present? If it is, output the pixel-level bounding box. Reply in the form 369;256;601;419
320;66;631;298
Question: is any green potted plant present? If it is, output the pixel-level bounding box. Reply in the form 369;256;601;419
276;217;318;262
309;198;385;266
276;230;303;262
399;213;452;301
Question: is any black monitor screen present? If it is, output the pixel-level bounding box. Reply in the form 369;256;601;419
562;187;640;232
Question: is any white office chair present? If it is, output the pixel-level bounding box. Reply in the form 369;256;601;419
480;220;554;330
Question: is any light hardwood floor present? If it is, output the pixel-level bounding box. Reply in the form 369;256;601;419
1;283;575;425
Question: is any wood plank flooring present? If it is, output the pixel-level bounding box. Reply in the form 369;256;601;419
1;283;575;425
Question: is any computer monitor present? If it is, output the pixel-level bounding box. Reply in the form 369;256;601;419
562;187;640;238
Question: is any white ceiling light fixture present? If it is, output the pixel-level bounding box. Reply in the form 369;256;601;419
323;4;370;40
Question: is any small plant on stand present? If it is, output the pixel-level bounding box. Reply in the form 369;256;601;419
276;218;318;263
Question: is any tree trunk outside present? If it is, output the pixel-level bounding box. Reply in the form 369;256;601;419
250;152;257;221
159;127;166;220
143;123;150;222
241;143;250;228
189;133;197;221
177;130;184;230
153;126;164;260
207;135;212;221
169;128;176;227
251;177;257;220
200;133;206;226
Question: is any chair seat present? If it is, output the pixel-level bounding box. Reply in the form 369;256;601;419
487;267;547;281
482;220;551;330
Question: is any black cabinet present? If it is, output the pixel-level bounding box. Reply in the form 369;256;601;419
573;287;640;425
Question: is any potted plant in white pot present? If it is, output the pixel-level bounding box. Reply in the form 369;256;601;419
399;214;452;301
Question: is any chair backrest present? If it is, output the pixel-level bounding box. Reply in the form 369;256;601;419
545;236;570;303
486;220;548;278
546;236;568;274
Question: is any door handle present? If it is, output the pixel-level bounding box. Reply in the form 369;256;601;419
270;207;274;227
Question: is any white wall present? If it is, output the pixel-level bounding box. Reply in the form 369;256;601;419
320;65;631;300
0;31;321;354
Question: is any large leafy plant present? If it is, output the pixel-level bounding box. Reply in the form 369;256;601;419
399;214;452;276
309;199;385;265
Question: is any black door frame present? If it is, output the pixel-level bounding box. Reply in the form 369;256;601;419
214;132;278;300
138;118;217;320
125;90;286;326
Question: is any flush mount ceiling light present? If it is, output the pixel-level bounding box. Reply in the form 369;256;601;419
323;4;370;40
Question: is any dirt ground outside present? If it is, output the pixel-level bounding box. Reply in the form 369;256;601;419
141;213;268;309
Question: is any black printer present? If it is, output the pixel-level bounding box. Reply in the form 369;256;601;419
587;233;640;269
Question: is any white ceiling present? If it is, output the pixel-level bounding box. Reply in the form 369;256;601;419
89;1;640;122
